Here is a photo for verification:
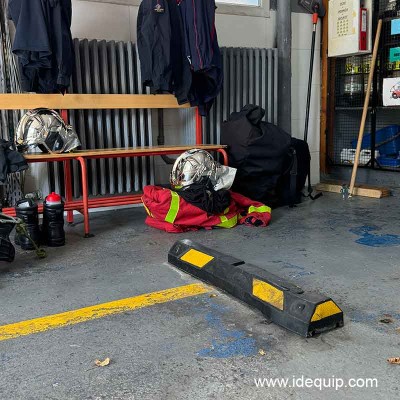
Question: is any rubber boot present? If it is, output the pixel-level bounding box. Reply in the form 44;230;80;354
0;214;16;262
15;198;40;250
42;192;65;247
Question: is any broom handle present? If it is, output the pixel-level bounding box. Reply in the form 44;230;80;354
349;19;382;195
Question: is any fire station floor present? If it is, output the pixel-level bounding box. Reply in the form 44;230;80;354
1;191;400;400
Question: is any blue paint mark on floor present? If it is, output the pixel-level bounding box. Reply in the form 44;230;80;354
281;263;315;279
350;226;400;247
197;302;257;358
197;336;257;358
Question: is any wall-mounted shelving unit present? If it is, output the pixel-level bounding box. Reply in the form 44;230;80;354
328;0;400;172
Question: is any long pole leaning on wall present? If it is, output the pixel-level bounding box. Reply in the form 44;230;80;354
320;0;330;175
277;0;292;133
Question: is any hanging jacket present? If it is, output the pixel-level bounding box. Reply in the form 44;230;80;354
137;0;192;104
137;0;173;94
179;0;218;72
8;0;74;93
142;186;271;233
179;0;223;115
137;0;223;115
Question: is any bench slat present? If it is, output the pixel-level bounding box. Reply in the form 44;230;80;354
0;94;191;110
23;145;227;160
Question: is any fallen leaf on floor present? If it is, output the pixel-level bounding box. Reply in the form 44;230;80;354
396;327;400;334
209;294;217;298
95;358;110;367
258;349;266;356
387;357;400;365
379;318;393;324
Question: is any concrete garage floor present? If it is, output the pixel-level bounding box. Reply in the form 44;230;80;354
1;192;400;400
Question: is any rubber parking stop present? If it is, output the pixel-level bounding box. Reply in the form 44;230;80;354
168;239;344;337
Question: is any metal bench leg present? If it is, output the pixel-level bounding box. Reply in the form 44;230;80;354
195;108;203;145
217;149;229;166
76;156;93;238
64;159;74;224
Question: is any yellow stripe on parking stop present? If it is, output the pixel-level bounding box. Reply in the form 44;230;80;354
252;278;284;310
181;249;214;268
0;283;210;342
311;300;342;322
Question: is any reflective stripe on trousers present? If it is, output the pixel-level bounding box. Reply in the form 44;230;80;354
248;205;271;214
217;214;238;228
165;191;180;223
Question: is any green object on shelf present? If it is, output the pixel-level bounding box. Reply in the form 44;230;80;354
389;47;400;62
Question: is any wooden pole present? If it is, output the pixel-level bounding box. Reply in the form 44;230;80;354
349;19;382;195
320;0;329;175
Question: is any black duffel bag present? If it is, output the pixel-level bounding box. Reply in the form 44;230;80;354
221;105;310;208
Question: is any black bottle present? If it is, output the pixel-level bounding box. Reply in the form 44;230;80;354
15;198;40;250
42;192;65;247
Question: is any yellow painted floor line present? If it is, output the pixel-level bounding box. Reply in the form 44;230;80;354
0;283;210;342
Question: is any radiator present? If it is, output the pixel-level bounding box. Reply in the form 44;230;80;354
51;38;155;198
49;42;278;198
205;47;278;144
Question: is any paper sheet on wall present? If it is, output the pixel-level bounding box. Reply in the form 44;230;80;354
383;78;400;107
328;0;371;57
333;0;353;38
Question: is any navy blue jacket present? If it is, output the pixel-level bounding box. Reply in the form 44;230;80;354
8;0;74;93
137;0;223;115
137;0;192;105
180;0;223;115
179;0;219;72
137;0;172;94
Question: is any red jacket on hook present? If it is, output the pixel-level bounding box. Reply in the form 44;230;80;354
142;186;272;233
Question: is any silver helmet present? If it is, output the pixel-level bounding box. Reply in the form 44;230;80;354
170;149;236;191
15;108;81;154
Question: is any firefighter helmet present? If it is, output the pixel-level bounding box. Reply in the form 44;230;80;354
15;108;80;154
170;148;236;191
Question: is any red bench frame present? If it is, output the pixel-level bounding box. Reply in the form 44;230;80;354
0;94;228;237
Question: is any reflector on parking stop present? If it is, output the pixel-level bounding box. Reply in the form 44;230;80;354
180;249;214;269
169;239;344;337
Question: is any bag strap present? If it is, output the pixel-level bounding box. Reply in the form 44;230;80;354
304;164;323;202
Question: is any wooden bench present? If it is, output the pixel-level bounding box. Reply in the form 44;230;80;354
0;94;228;237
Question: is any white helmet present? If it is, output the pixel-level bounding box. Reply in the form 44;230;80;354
170;149;236;191
15;108;81;154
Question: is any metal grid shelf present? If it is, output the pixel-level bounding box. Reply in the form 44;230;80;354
329;0;400;172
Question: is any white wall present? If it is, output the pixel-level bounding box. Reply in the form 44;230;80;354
291;13;321;184
72;1;137;42
71;1;320;184
216;13;276;48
